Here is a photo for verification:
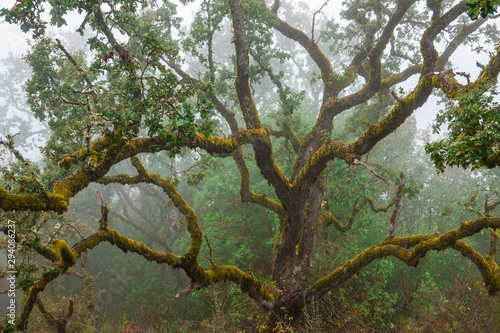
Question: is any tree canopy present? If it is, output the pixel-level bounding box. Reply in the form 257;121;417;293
0;0;499;331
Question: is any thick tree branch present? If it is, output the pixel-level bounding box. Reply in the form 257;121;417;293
102;155;201;261
452;240;500;293
232;147;286;218
228;0;261;130
292;139;353;190
306;216;500;305
0;128;281;214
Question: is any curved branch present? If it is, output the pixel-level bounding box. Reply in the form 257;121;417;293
347;2;468;156
257;0;334;92
452;240;499;293
486;228;500;271
232;147;286;217
292;139;353;190
306;216;500;305
0;128;276;214
15;182;276;330
102;155;202;261
199;264;275;310
101;156;278;307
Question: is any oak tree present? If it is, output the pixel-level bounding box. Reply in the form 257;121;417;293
1;0;500;331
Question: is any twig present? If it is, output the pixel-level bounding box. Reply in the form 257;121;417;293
96;191;109;228
391;89;404;102
311;0;329;42
456;71;471;84
205;235;214;266
388;172;405;237
352;158;390;184
0;134;44;188
484;193;500;216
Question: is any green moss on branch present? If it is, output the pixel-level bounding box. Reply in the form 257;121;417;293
0;187;68;213
307;216;500;304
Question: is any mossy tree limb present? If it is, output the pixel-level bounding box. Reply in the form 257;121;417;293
228;0;262;130
0;128;287;215
232;147;286;218
306;216;500;305
486;228;500;271
452;240;500;294
2;0;499;330
101;156;201;262
17;194;177;331
0;187;68;214
100;156;277;305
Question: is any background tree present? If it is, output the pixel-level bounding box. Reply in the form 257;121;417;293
0;0;499;331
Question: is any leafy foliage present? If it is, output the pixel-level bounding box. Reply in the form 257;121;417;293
426;86;500;171
466;0;500;20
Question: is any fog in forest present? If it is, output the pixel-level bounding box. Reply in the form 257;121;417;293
0;1;499;332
